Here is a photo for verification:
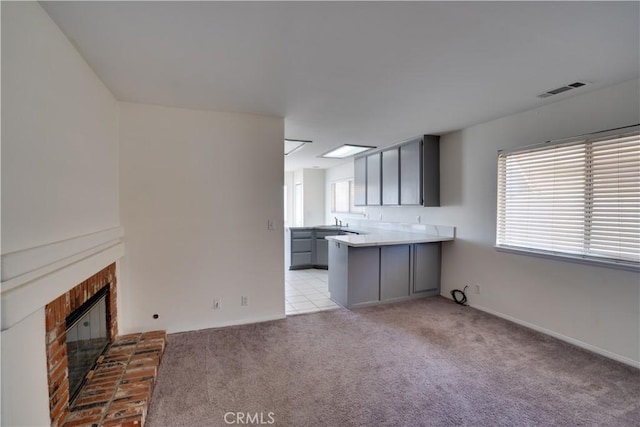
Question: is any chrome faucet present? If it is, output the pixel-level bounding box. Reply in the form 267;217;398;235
334;217;343;228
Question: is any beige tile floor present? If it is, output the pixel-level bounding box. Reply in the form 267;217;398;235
285;269;342;315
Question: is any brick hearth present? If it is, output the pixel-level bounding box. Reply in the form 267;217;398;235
63;331;166;427
45;263;167;427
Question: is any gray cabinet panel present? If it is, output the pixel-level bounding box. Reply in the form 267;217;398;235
380;245;410;301
366;153;381;206
291;239;312;253
291;229;313;239
354;156;367;206
400;140;422;205
382;148;400;206
292;252;312;266
348;247;380;306
328;241;348;306
422;135;440;207
413;243;441;293
315;238;329;267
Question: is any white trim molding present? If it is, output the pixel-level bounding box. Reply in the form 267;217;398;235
1;227;125;330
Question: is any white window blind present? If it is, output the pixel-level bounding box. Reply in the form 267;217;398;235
497;128;640;268
331;180;365;214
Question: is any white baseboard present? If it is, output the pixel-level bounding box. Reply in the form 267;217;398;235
467;301;639;369
145;313;288;336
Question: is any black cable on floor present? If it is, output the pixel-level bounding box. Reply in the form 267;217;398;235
451;285;469;306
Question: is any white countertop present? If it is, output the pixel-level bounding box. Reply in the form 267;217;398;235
325;230;454;247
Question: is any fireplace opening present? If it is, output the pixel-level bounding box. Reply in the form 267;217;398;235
65;285;110;403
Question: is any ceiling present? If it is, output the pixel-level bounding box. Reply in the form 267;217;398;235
41;2;640;171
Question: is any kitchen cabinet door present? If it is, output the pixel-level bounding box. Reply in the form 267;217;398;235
354;156;367;206
348;247;381;306
413;243;441;293
422;135;440;207
315;238;329;267
382;148;400;205
366;153;381;206
400;139;422;205
380;245;410;301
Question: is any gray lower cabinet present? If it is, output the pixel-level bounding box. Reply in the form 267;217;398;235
289;227;344;270
329;241;441;308
380;245;410;301
290;228;314;269
315;237;329;267
329;241;380;308
413;243;441;293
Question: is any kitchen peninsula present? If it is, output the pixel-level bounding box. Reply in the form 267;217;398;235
326;224;455;309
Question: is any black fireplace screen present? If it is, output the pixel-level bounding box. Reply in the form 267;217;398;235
65;287;109;402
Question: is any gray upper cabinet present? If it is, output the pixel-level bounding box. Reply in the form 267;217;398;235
355;134;439;208
400;139;422;205
421;135;440;207
381;148;400;205
366;153;381;206
354;156;367;206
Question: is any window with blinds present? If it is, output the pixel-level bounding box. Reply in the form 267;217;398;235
496;128;639;268
331;179;365;214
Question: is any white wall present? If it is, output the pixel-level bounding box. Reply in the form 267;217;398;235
289;168;325;227
1;3;119;255
325;79;640;365
302;169;325;226
284;171;294;227
118;102;284;334
0;309;50;427
1;2;120;425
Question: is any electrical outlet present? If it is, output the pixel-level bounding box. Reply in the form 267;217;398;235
213;298;220;309
241;296;249;306
267;220;274;230
475;284;481;294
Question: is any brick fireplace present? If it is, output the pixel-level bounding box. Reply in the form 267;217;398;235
43;263;166;427
45;264;118;426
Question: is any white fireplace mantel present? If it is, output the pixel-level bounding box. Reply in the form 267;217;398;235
1;226;124;330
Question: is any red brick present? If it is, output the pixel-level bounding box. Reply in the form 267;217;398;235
104;403;144;420
73;394;111;409
48;362;68;395
46;305;56;332
50;388;69;425
63;414;103;427
101;415;143;427
111;392;149;405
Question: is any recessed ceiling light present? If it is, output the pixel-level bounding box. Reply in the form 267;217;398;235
320;144;376;159
284;139;312;156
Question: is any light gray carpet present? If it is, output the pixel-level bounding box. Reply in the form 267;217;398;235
147;297;640;427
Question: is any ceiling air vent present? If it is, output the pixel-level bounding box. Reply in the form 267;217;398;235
538;81;589;99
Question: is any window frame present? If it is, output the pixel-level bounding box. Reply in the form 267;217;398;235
495;125;640;272
331;179;365;215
